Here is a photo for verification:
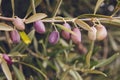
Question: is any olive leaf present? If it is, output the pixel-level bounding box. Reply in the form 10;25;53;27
94;0;104;14
0;23;14;31
33;37;39;53
19;62;48;80
55;24;76;35
86;41;94;68
0;0;2;6
1;59;12;80
77;14;110;19
93;53;119;68
84;69;107;77
25;13;47;24
11;0;15;16
12;65;25;80
19;31;31;44
108;33;119;51
74;19;91;31
25;0;42;18
101;19;120;27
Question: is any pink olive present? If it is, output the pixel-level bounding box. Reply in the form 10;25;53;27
34;20;46;34
10;29;20;43
61;23;71;40
2;54;12;65
96;24;107;41
71;27;81;44
48;31;60;44
12;16;25;30
88;26;97;41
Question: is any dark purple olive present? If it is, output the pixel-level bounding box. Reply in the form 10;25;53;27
2;54;12;65
61;23;71;40
71;27;81;44
48;31;60;44
34;20;46;34
10;29;20;43
12;16;25;30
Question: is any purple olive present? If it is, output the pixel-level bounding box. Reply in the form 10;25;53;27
48;31;60;44
12;16;25;30
10;29;20;43
88;26;97;41
96;24;107;41
2;54;12;65
34;20;46;34
71;27;81;44
61;23;71;40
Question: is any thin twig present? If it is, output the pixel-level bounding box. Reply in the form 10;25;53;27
0;16;14;21
31;0;36;14
1;15;120;23
41;17;120;23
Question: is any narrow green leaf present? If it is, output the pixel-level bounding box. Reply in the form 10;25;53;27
61;68;71;80
31;0;36;14
52;0;63;17
94;0;104;14
19;62;48;80
74;19;91;31
25;0;42;18
29;76;34;80
25;13;47;24
55;24;76;35
59;39;69;47
12;65;25;80
69;70;83;80
0;23;14;31
111;1;120;16
1;59;12;80
85;69;107;77
10;30;35;53
19;31;31;44
86;41;94;68
11;0;15;17
101;19;120;27
77;14;110;18
94;53;119;68
33;37;39;53
108;33;118;51
0;0;2;6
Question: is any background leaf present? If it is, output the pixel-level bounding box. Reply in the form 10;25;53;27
94;0;104;14
12;65;25;80
25;0;42;18
84;69;107;77
108;33;119;51
19;62;48;80
86;41;94;68
93;53;119;68
1;59;12;80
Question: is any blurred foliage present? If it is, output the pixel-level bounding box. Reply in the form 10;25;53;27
0;0;120;80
